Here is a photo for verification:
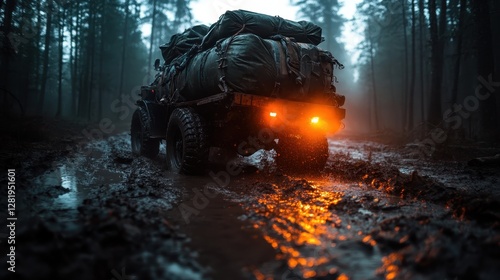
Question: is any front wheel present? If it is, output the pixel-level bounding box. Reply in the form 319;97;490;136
131;107;160;158
275;134;329;172
166;108;209;174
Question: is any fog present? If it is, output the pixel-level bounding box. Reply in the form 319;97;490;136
1;0;499;141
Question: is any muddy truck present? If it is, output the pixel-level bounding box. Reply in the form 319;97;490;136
131;10;346;174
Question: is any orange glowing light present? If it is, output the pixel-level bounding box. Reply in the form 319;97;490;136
270;112;278;117
246;185;345;279
311;117;320;124
338;274;350;280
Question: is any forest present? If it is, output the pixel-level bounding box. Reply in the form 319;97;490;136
1;0;499;142
2;1;500;279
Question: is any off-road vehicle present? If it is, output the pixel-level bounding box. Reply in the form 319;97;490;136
131;10;345;174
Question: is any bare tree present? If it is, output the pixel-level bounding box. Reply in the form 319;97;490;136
472;0;498;140
401;0;409;130
427;0;447;126
1;0;17;114
118;0;131;102
408;0;417;130
419;0;426;125
98;0;107;120
449;0;466;106
368;23;379;131
56;5;66;118
39;0;55;115
148;0;158;77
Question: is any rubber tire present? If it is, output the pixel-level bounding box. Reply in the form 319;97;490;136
166;108;209;175
275;135;329;172
131;107;160;158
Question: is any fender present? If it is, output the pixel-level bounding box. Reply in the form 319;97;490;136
135;100;167;138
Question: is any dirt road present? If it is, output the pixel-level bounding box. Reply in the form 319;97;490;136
1;125;499;280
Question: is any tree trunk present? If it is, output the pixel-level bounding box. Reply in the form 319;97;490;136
148;0;158;78
98;0;107;120
1;0;16;116
368;24;379;131
473;0;498;140
87;1;97;121
56;7;65;118
27;0;42;113
78;0;95;119
449;0;465;106
408;0;417;131
427;0;447;126
118;0;131;104
68;2;75;115
401;0;409;130
73;3;81;118
419;0;426;127
39;0;54;115
490;0;500;135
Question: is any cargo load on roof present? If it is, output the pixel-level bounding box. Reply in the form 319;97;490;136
161;33;339;104
132;10;346;175
159;24;209;64
200;10;323;50
156;10;342;106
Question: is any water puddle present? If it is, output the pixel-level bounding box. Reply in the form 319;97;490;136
242;174;454;279
241;177;385;279
32;157;123;227
398;167;414;175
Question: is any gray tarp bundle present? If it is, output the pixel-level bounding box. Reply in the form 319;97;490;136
163;34;335;103
201;10;323;50
159;25;209;64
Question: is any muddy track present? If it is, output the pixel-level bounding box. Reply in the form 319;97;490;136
1;132;499;280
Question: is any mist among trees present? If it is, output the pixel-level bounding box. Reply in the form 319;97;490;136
1;0;191;121
1;0;499;142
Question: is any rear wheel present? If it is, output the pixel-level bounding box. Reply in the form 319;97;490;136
275;134;329;172
131;107;160;158
166;108;209;174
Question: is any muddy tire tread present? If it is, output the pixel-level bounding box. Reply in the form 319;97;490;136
131;107;160;158
166;108;209;174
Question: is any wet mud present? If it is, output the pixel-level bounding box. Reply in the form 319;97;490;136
1;121;499;280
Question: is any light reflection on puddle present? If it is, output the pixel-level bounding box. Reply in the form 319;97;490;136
398;167;413;175
247;179;346;279
246;177;388;279
35;164;80;211
34;160;123;223
55;164;79;210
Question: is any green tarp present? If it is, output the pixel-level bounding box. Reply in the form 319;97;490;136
159;25;209;64
164;34;335;103
201;10;323;50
